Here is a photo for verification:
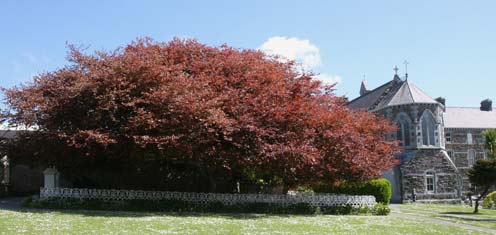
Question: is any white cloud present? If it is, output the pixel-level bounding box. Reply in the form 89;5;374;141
259;36;342;85
259;36;321;69
316;73;342;85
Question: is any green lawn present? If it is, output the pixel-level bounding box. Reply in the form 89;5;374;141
397;203;496;230
0;207;493;235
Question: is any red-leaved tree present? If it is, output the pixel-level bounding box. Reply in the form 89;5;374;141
1;38;398;192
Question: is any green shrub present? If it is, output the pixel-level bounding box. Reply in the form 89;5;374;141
482;191;496;209
372;203;390;215
366;179;392;205
313;178;392;205
24;196;379;215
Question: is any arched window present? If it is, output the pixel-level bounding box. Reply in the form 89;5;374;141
421;111;436;146
467;133;473;144
425;171;436;193
468;149;476;167
395;113;412;146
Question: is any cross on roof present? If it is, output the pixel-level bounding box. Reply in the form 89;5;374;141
404;60;410;79
393;66;399;75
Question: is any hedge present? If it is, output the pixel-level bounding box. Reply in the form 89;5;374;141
482;191;496;209
313;178;392;205
23;196;388;215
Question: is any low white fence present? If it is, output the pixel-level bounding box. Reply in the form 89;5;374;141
40;187;376;208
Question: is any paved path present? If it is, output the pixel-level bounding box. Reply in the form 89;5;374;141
390;204;496;234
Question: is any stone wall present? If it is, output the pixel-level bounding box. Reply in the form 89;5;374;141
445;128;488;193
39;187;377;208
400;149;458;201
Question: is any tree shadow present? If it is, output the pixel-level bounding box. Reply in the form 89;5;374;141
439;212;477;215
0;198;322;220
438;212;496;222
13;208;325;219
0;197;369;220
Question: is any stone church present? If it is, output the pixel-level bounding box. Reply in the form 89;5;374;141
348;70;496;203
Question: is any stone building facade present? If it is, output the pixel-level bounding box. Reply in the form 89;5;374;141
348;72;496;202
0;130;44;196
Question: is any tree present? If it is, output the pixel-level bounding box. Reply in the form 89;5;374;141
469;129;496;213
1;38;399;192
483;129;496;160
468;160;496;213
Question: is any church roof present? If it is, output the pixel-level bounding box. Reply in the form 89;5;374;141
347;79;396;110
348;76;439;111
386;80;439;106
443;107;496;129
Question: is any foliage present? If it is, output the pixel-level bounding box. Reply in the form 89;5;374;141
468;130;496;213
366;179;392;205
23;196;377;215
313;178;392;204
468;160;496;213
1;38;398;191
372;203;391;215
482;191;496;209
483;129;496;160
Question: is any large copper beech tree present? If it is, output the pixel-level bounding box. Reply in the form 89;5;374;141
1;38;398;192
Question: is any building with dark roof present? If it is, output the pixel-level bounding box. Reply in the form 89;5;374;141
349;72;495;202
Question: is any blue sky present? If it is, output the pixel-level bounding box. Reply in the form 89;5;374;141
1;0;495;107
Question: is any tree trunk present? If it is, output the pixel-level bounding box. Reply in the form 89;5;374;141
474;199;479;214
193;162;217;193
208;175;217;193
473;187;489;214
205;168;217;193
282;184;290;194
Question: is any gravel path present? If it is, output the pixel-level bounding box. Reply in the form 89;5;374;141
389;204;496;234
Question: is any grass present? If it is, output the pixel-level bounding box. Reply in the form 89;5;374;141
397;203;496;230
0;206;493;235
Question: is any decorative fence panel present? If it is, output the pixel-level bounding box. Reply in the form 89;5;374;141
40;187;376;208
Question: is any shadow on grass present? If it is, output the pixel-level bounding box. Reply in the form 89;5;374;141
1;197;327;220
11;208;328;220
437;211;496;222
439;212;477;215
